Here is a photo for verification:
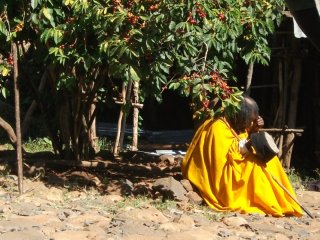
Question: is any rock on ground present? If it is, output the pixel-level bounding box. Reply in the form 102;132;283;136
0;175;320;240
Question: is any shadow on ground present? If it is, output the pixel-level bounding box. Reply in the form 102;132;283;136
0;146;185;198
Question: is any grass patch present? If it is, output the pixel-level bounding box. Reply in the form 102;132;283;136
194;204;224;221
151;198;177;211
101;196;152;214
287;168;304;190
287;168;303;184
23;137;53;153
0;163;11;177
314;168;320;179
2;137;114;153
98;137;114;151
287;167;320;190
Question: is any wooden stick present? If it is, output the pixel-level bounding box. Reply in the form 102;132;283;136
260;128;304;133
268;171;314;219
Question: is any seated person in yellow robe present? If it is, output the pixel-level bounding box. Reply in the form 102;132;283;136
181;96;302;217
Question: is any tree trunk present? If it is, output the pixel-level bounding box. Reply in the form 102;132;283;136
245;62;254;95
119;79;133;151
86;72;108;156
21;70;48;138
113;79;133;156
113;82;126;156
24;67;62;156
132;80;140;151
0;116;17;147
72;88;82;161
89;99;98;153
12;42;23;194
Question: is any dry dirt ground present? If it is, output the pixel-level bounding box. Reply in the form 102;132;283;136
0;149;320;240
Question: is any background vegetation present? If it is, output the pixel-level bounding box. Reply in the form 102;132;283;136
0;0;285;161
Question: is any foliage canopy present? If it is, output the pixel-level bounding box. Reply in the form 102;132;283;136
0;0;285;159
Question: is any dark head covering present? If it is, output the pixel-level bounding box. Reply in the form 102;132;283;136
227;96;259;134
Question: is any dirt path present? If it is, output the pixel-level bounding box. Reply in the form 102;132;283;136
0;174;319;240
0;150;319;240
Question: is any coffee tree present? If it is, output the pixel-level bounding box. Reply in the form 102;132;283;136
0;0;285;160
94;0;284;120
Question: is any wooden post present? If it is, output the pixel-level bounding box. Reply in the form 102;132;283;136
274;59;283;126
287;58;301;128
282;132;295;170
261;128;303;168
278;134;284;161
12;42;23;194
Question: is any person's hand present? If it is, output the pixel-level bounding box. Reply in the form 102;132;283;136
256;116;264;128
250;116;264;133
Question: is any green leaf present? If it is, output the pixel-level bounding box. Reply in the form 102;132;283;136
193;78;201;85
159;63;170;74
99;41;109;53
117;45;128;58
63;0;75;6
175;22;187;31
266;19;274;32
53;29;63;44
129;66;140;81
0;65;10;77
192;84;201;94
108;44;120;57
31;0;40;9
0;21;9;37
49;47;60;56
83;57;92;71
40;29;50;43
203;84;213;92
42;8;53;22
1;87;8;98
169;21;176;31
145;39;152;50
168;82;181;90
31;13;39;25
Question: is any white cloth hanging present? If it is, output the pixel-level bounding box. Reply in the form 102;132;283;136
315;0;320;15
293;18;307;38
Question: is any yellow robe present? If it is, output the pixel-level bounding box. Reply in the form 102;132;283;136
181;118;303;217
